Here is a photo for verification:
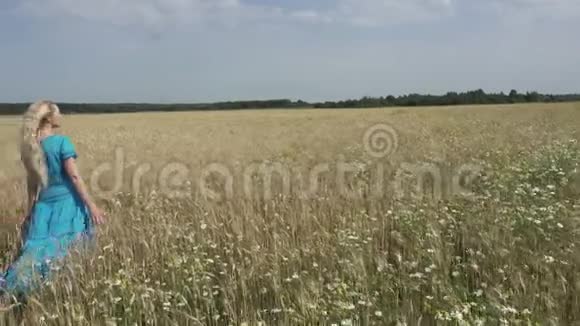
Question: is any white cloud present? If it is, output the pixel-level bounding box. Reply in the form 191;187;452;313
333;0;454;26
19;0;239;27
15;0;580;30
16;0;457;28
491;0;580;20
290;10;333;24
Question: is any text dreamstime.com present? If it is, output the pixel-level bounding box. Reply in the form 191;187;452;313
89;152;484;202
86;124;484;201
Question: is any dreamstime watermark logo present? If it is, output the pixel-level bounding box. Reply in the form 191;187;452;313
363;123;399;158
393;162;484;201
83;123;484;202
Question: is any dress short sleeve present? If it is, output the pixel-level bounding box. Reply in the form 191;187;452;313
60;136;78;160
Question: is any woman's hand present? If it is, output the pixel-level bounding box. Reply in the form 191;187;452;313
89;204;106;225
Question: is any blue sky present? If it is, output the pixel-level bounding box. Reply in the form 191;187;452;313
1;0;579;103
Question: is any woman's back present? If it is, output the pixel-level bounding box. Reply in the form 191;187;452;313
38;134;78;201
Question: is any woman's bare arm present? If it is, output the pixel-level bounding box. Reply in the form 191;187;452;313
64;157;105;224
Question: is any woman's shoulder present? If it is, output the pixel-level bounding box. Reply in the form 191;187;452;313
60;134;73;141
43;133;71;141
52;134;74;144
42;134;75;151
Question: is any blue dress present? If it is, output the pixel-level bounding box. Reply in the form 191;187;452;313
1;134;94;297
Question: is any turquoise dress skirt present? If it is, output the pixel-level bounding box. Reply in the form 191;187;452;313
1;135;94;298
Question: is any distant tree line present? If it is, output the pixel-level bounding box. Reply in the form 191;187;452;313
314;89;580;108
0;99;309;115
0;90;579;115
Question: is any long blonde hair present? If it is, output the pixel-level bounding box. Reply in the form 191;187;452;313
20;100;60;192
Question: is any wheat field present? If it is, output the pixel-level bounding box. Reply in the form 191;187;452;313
1;102;580;325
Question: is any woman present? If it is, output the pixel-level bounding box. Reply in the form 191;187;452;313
0;100;105;300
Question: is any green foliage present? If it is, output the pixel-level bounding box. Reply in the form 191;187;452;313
1;90;579;115
315;90;580;108
0;100;309;115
